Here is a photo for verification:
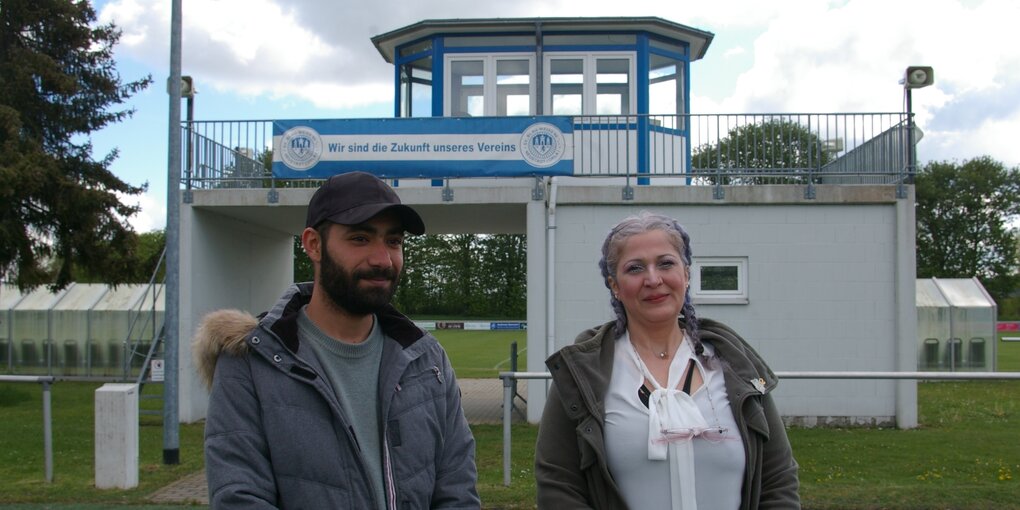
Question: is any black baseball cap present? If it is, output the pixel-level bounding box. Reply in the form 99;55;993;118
305;172;425;235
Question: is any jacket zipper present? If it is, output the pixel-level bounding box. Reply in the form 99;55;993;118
258;326;379;507
384;435;396;510
383;368;439;509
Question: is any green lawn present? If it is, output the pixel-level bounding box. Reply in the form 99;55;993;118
1;334;1018;508
0;382;204;506
433;329;528;378
997;332;1020;371
793;380;1019;509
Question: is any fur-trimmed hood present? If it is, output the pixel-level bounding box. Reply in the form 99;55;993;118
193;309;258;390
192;282;428;391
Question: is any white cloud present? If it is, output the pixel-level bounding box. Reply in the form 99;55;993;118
723;47;746;58
923;110;1020;167
98;0;551;110
712;0;1020;165
534;0;816;29
117;190;166;233
98;0;166;60
729;1;915;113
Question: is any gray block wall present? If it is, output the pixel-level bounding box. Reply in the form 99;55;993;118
546;201;910;426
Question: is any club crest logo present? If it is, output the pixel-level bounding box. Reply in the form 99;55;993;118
520;122;565;168
279;126;323;171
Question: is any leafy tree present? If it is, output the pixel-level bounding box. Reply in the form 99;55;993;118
915;156;1020;304
390;233;527;318
692;118;833;185
1000;233;1020;319
293;234;313;283
133;229;166;282
68;229;166;284
475;234;527;318
0;0;151;290
446;234;478;314
392;233;449;315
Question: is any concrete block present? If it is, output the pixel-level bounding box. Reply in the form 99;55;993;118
95;383;138;489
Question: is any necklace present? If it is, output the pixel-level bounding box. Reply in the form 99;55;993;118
634;341;675;360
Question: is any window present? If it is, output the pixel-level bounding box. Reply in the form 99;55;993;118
649;53;684;125
446;55;535;117
549;58;583;115
596;58;630;115
544;53;635;116
544;34;636;46
450;59;484;117
444;35;534;48
399;39;431;59
497;59;532;116
691;257;748;304
400;59;433;118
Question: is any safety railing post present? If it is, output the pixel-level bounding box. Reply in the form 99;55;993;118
2;376;56;482
502;375;513;487
42;379;53;483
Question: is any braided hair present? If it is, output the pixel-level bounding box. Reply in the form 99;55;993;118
598;211;703;358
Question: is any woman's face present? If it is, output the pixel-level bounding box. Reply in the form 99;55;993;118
609;230;689;329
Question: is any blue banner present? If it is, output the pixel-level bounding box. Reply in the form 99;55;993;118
490;322;527;330
273;117;574;178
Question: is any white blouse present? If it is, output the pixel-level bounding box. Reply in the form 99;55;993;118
604;332;745;510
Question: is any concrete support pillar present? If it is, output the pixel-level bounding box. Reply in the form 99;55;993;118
179;206;295;422
895;190;919;428
95;383;139;489
525;199;548;423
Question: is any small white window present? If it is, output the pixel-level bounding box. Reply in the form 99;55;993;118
691;257;748;304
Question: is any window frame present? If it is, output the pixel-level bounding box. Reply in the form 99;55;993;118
542;52;636;116
443;53;536;117
690;257;749;305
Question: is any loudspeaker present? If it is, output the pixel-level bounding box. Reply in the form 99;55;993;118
904;66;934;89
165;76;196;97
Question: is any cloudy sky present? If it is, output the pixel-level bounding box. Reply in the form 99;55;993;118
89;0;1020;232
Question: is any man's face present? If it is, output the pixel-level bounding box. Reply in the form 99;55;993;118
317;212;405;316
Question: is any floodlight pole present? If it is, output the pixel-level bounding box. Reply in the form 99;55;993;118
163;0;182;465
906;86;915;178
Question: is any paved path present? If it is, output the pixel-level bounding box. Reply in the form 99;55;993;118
149;378;522;505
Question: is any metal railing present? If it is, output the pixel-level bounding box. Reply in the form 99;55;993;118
0;375;54;482
498;370;1020;486
123;249;167;383
180;112;912;195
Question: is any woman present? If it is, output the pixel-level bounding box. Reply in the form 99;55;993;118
535;212;799;510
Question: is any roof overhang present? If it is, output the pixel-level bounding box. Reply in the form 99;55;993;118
371;17;714;63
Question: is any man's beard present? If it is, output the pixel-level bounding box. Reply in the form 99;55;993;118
319;247;400;316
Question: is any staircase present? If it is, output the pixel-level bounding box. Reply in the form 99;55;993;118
122;247;168;417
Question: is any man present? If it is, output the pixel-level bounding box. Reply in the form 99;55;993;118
194;171;480;509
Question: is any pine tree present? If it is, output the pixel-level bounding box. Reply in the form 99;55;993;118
0;0;151;290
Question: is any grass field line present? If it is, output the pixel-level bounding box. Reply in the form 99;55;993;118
492;347;527;370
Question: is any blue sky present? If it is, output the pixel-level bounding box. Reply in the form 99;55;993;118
89;0;1020;232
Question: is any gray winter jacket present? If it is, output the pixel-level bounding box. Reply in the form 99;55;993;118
535;318;799;509
195;283;480;509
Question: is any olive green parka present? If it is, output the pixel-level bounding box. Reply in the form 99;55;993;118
535;318;800;509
